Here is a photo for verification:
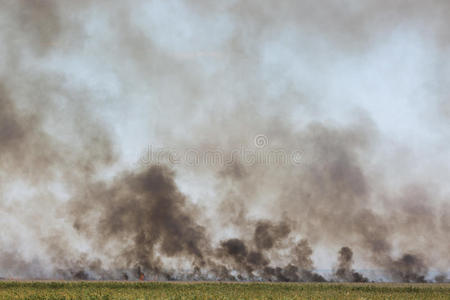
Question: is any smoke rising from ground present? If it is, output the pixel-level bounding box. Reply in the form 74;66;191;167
334;247;368;282
0;0;449;282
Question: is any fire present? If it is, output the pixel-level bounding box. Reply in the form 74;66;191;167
139;273;145;281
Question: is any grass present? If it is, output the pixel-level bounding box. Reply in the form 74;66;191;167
0;281;449;299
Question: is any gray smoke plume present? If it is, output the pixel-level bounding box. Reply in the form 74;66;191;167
334;247;368;282
0;0;449;282
387;254;428;283
70;165;209;279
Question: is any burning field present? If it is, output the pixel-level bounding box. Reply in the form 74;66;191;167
0;0;449;285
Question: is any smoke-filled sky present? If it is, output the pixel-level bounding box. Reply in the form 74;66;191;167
0;0;449;282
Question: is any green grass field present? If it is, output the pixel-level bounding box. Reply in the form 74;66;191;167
0;281;449;300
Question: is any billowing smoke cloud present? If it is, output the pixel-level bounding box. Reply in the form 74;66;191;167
70;165;209;279
0;0;449;282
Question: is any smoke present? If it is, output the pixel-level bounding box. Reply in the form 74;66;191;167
334;247;368;282
0;0;449;282
387;254;428;283
70;166;209;278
